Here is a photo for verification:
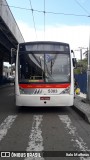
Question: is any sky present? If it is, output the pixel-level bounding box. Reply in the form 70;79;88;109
6;0;90;59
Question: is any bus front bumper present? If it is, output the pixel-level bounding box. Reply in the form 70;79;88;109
16;94;74;107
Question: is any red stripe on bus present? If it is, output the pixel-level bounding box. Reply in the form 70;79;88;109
19;83;70;88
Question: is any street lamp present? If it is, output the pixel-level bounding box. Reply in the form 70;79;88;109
74;47;88;60
78;47;88;60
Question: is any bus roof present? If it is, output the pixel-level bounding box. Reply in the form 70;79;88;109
19;41;69;46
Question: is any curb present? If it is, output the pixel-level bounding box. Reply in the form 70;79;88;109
73;98;90;124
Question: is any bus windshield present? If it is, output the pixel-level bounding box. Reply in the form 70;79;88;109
19;52;70;83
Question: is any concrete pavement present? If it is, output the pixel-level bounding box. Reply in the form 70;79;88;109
74;93;90;124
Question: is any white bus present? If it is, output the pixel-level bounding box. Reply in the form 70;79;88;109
15;41;76;107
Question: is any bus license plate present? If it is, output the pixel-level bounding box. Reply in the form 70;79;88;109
40;97;50;100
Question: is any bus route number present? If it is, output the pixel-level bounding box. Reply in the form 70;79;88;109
48;89;57;93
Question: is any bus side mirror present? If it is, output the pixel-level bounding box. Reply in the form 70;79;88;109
72;58;77;68
71;50;74;53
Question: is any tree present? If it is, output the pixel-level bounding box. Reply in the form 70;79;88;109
74;58;87;74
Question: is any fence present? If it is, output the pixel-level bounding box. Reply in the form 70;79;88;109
74;73;87;94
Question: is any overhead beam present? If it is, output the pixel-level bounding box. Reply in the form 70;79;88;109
0;0;24;43
0;29;15;52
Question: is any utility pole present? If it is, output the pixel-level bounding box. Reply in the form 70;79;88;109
74;47;83;60
11;48;16;76
80;48;82;60
87;37;90;101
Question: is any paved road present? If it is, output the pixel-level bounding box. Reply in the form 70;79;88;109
0;86;90;160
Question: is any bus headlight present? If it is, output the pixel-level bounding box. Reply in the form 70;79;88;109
60;87;70;94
